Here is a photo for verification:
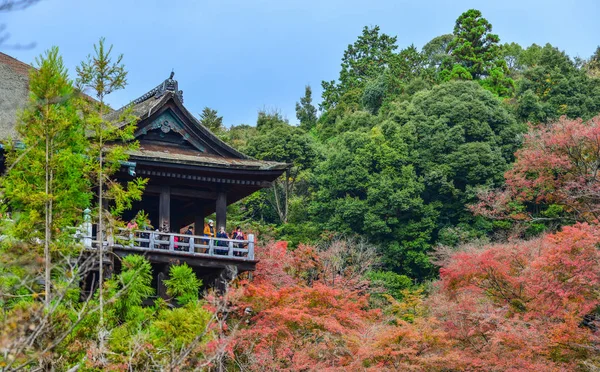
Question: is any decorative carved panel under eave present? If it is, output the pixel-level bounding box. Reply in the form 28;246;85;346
135;109;215;154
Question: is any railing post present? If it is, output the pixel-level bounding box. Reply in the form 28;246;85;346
169;234;175;251
247;234;255;260
107;228;114;247
149;231;155;249
208;237;214;256
228;240;234;257
82;208;92;248
189;237;194;253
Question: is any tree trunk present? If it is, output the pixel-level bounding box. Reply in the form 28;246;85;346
44;127;50;308
98;130;104;329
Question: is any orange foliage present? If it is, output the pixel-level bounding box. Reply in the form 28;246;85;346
433;223;600;370
228;223;600;370
472;115;600;222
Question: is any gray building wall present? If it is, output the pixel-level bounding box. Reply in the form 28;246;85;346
0;54;30;141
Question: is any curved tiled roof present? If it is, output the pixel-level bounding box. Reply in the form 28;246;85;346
108;73;254;160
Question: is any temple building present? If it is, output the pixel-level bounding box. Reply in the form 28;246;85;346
0;52;288;290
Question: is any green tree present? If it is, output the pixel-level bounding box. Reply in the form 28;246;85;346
310;81;525;280
321;25;398;111
245;112;319;224
515;44;600;122
1;47;91;307
199;106;224;133
501;42;524;73
422;34;453;69
585;46;600;78
379;45;428;108
310;126;436;279
442;9;514;96
76;37;147;344
164;263;202;306
361;73;387;114
295;85;318;131
518;43;543;68
445;9;503;79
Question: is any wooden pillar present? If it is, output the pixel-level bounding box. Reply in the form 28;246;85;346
194;216;204;235
216;191;227;231
159;185;171;231
194;201;205;235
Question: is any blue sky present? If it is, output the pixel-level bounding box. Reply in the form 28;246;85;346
2;0;598;126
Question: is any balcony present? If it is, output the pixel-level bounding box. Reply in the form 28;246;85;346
84;227;257;272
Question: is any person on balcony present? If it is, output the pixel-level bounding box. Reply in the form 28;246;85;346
203;219;215;238
231;226;245;241
231;226;246;255
140;219;153;248
126;219;138;230
215;226;229;255
125;218;138;246
157;221;170;249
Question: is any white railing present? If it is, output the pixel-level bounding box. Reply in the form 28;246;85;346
95;228;255;261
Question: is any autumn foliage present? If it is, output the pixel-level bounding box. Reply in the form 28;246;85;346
473;115;600;224
433;223;600;370
225;224;600;371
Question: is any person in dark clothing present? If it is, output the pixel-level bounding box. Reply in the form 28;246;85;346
140;220;153;248
231;226;245;254
215;226;229;255
231;226;245;241
181;225;194;251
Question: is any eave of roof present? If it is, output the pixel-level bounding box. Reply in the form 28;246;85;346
128;147;289;171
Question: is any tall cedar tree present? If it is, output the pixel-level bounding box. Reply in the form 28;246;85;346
1;47;91;307
76;38;146;341
295;85;317;131
199;107;224;133
445;9;503;79
321;26;397;111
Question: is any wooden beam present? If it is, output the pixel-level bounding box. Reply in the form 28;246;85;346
136;169;275;187
146;185;217;200
112;249;256;271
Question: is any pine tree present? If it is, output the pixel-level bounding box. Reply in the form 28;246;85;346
1;47;91;308
199;107;224;133
295;85;317;131
76;38;146;350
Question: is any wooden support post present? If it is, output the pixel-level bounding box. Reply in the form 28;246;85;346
216;264;238;293
216;191;227;232
194;216;204;236
159;185;171;231
248;234;255;260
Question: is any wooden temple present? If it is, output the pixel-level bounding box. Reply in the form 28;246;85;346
0;53;289;292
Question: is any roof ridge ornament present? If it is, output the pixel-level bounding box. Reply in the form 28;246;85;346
130;71;184;105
